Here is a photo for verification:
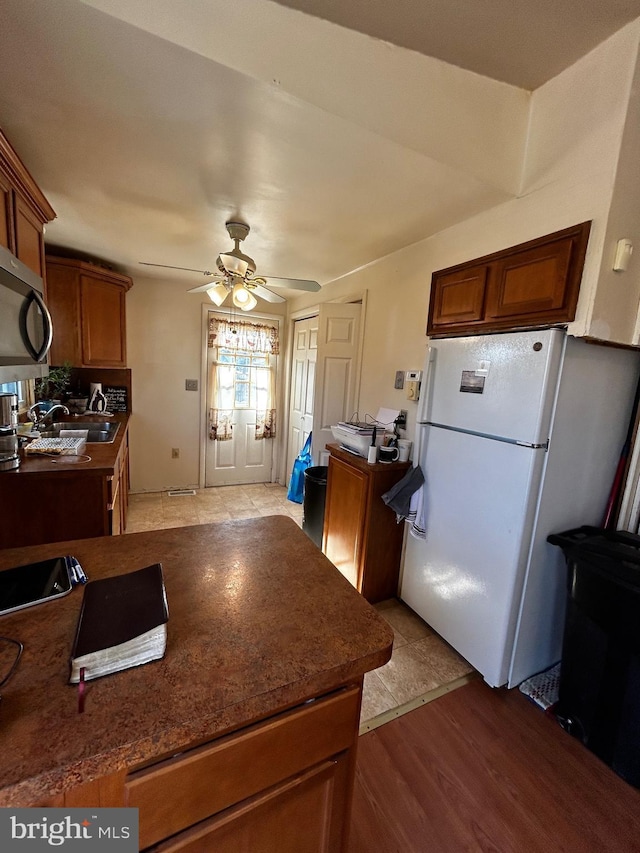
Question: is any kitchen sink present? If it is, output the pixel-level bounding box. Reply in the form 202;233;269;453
39;421;120;444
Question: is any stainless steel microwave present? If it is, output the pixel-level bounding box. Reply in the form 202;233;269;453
0;243;52;384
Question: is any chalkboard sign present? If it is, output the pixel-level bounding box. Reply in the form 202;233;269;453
104;385;128;413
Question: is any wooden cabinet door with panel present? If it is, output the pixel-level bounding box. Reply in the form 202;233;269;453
14;193;47;277
0;129;55;275
0;168;13;252
428;264;488;334
322;456;367;590
46;256;132;367
486;237;575;322
80;273;127;366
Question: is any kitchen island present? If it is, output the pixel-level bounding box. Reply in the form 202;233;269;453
0;516;393;850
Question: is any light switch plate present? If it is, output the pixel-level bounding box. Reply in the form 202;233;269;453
185;379;198;391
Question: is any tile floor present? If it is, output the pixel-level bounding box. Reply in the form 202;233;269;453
126;484;476;730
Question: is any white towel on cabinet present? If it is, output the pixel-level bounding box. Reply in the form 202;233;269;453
408;484;426;539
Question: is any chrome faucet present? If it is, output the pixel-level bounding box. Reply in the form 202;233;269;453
28;402;70;429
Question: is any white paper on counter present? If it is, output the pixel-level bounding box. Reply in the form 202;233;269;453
375;407;401;427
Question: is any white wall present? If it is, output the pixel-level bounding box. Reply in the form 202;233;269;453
127;276;203;492
127;277;287;492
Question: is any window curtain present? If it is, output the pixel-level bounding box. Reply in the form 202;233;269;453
208;318;279;441
208;318;280;355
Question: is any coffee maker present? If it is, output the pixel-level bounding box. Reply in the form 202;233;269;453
0;392;19;471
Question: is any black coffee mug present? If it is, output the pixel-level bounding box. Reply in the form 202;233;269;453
378;445;399;463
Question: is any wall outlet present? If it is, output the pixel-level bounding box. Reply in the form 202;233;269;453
171;448;180;459
185;379;198;391
396;410;408;428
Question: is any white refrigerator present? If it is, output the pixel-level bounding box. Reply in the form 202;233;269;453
400;328;640;688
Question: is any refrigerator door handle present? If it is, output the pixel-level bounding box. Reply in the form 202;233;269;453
416;345;434;424
427;421;549;449
516;440;548;449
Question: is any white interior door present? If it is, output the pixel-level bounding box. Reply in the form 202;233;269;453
205;317;277;487
312;302;362;462
285;316;318;482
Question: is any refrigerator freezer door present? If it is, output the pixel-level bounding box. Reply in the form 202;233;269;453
400;425;546;687
423;328;565;445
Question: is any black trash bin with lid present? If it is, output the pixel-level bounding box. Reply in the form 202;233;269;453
302;465;328;549
548;525;640;787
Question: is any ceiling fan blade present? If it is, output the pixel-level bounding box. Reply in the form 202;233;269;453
258;275;321;292
139;262;217;275
247;282;286;303
187;279;225;294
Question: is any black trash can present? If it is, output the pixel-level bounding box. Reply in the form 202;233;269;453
302;465;328;549
548;525;640;787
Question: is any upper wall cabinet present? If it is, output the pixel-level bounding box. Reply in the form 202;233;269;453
0;129;56;278
427;222;591;337
45;256;133;368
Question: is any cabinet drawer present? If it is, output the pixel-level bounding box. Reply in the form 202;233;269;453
147;760;340;853
126;686;360;849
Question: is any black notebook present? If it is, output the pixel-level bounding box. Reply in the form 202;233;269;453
69;563;169;684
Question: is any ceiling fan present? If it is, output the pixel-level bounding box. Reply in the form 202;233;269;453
140;221;320;311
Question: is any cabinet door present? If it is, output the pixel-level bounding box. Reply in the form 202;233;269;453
148;759;347;853
120;442;130;533
322;458;367;590
127;687;359;849
46;264;83;365
80;275;127;366
486;237;574;322
428;265;488;334
14;193;45;276
0;169;13;252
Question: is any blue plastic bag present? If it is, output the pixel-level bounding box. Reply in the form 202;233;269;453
287;433;313;503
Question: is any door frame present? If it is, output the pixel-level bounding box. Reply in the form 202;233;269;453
198;304;284;489
281;291;368;483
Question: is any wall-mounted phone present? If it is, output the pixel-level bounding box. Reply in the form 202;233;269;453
405;370;422;401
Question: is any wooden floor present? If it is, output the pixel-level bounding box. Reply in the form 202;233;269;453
349;679;640;852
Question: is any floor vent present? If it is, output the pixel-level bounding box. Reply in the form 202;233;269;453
167;489;197;497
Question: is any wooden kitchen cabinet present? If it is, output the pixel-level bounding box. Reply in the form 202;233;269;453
45;256;133;367
0;416;130;549
323;444;410;603
427;221;591;337
44;685;359;852
0;128;55;277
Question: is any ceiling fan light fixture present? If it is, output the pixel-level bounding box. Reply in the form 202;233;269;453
240;290;258;311
206;282;229;306
219;253;249;277
232;280;256;310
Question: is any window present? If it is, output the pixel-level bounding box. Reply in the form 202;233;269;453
208;317;279;441
0;380;31;410
217;349;271;410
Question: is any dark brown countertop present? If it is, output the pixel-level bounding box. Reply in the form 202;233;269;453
0;516;393;806
326;443;411;474
8;412;130;477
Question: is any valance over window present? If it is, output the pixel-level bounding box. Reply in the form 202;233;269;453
208;318;280;355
